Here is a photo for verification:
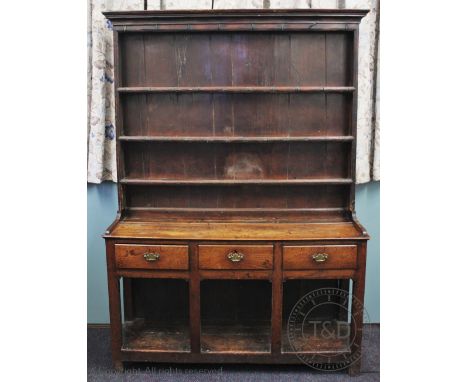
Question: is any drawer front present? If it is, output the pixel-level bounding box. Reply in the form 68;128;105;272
115;244;189;270
283;245;357;270
198;245;273;270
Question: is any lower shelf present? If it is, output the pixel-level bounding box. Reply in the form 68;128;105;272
122;319;190;352
282;321;351;354
121;320;350;356
201;322;271;354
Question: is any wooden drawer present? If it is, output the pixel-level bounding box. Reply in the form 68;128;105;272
198;245;273;270
115;244;189;270
283;245;357;270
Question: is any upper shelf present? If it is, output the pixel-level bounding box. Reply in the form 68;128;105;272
119;136;355;143
117;86;355;94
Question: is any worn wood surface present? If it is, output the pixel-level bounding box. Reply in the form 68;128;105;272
123;141;350;181
282;245;357;270
198;245;273;270
122;93;352;138
123;320;191;352
281;321;351;354
107;221;367;240
201;323;271;354
115;244;189;270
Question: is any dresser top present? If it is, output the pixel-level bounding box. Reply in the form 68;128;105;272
104;219;368;241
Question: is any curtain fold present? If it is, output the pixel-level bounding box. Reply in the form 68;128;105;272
87;0;380;183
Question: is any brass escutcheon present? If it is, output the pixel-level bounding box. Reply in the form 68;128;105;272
312;253;328;263
143;252;160;262
227;250;244;263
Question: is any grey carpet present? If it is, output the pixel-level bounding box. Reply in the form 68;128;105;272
88;325;379;381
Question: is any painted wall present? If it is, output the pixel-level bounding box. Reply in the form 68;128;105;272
87;182;380;323
355;181;380;322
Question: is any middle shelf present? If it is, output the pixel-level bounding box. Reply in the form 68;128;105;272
118;86;356;94
120;178;353;185
119;135;355;142
121;140;352;182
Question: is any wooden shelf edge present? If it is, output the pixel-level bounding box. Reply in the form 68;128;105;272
125;207;347;212
102;219;368;241
116;270;190;279
118;86;355;94
119;136;355;142
120;178;354;186
121;208;351;224
351;211;371;239
104;9;370;20
103;212;121;236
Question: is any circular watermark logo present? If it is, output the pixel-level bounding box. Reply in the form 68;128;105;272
287;287;373;371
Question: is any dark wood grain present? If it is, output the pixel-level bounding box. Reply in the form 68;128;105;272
122;141;350;181
130;278;189;321
189;243;201;353
200;280;272;354
122;93;352;137
271;243;283;355
124;184;351;214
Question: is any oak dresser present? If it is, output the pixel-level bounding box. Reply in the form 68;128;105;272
103;9;369;375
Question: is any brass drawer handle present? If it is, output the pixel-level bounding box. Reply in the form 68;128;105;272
312;253;328;263
143;252;160;262
227;250;244;263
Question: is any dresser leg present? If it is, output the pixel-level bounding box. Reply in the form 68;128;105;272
347;286;364;376
347;243;367;377
347;360;361;376
338;278;350;322
114;360;124;372
106;241;123;371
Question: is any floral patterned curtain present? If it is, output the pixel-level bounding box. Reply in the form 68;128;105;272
87;0;380;183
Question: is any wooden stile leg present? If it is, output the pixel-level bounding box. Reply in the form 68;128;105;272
338;278;350;322
271;243;283;354
123;278;134;321
106;241;123;370
189;243;201;353
347;243;367;376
